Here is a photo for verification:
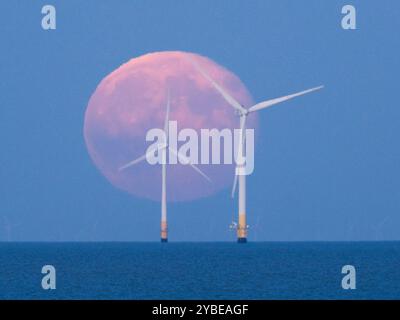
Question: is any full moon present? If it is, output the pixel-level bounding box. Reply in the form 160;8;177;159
84;51;257;201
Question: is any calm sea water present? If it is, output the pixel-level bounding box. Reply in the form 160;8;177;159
0;242;399;299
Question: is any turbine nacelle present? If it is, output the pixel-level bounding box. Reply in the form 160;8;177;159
235;108;249;117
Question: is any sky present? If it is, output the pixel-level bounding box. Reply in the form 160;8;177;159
1;0;399;241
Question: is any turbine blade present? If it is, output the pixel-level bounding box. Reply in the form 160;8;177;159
119;144;167;171
231;174;238;198
188;57;246;113
249;85;324;113
239;115;247;142
235;115;247;165
164;88;170;137
232;115;247;198
169;147;212;182
118;153;148;171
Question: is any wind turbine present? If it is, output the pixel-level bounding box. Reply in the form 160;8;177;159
372;216;390;241
119;90;211;242
1;215;21;242
190;58;323;243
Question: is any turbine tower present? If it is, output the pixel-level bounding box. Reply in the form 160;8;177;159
190;59;323;243
119;90;211;242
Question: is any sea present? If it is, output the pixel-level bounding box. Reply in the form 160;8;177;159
0;242;399;300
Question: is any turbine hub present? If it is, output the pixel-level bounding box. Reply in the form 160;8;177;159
235;108;248;117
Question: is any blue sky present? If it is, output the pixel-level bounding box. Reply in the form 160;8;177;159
1;0;399;241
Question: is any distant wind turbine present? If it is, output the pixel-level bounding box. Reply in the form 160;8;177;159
1;216;21;242
252;215;262;242
90;220;99;242
190;58;323;243
372;216;390;241
119;90;211;242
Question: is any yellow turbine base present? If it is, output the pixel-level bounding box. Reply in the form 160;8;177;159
237;214;247;239
161;221;168;240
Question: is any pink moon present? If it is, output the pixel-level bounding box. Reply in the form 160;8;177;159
84;51;258;202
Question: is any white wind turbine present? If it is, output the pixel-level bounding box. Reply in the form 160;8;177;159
119;90;211;242
190;58;323;243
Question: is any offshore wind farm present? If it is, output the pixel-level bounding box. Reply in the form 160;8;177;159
85;51;323;243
